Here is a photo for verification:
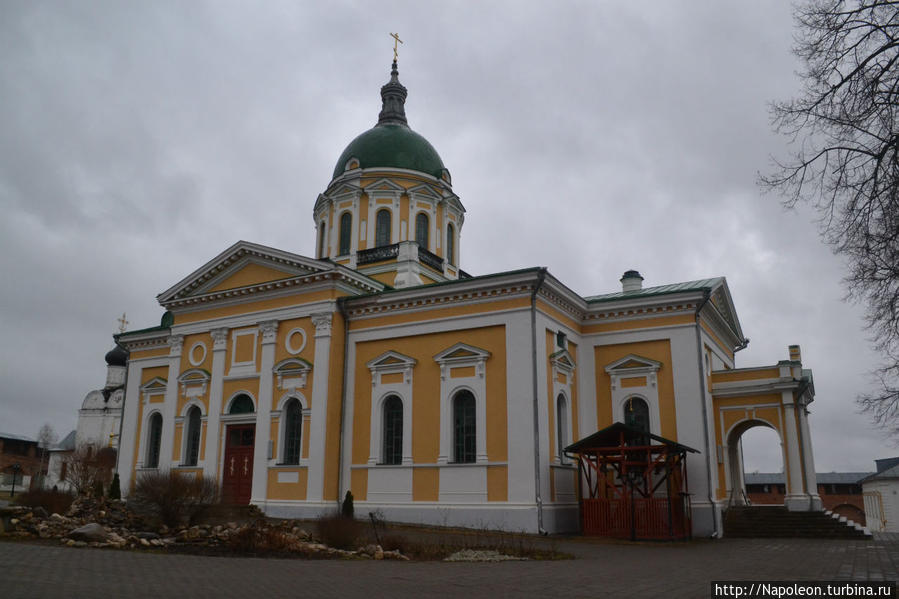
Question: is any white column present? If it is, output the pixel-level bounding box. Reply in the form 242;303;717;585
251;320;279;504
798;399;822;510
158;335;183;470
306;312;333;503
117;360;144;494
782;396;808;511
203;327;228;479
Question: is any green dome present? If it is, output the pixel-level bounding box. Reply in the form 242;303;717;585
332;124;445;180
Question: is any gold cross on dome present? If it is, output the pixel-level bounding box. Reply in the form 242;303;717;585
117;312;129;334
390;32;403;61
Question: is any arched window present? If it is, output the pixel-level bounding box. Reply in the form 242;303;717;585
415;212;429;248
446;223;455;266
624;397;650;436
318;221;325;258
453;390;476;463
382;395;403;465
339;212;352;256
282;398;302;465
375;209;391;247
556;394;568;461
229;394;254;415
146;413;162;468
184;406;201;466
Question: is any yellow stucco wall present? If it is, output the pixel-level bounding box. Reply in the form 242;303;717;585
131;346;169;360
351;468;368;501
208;263;297;293
351;325;508;481
141;366;168;385
583;313;694;335
267;468;308;500
712;368;781;383
487;466;508;501
413;468;439;501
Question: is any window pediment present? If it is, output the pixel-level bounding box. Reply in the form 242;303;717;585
140;377;168;394
407;183;442;201
550;349;576;375
177;369;210;398
604;354;661;389
367;351;417;385
364;178;405;197
273;358;312;391
434;343;491;380
332;182;362;202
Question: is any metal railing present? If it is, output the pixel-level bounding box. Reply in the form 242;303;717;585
357;243;399;265
418;247;444;271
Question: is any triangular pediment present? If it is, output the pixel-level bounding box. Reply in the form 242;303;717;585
605;354;662;374
332;182;362;198
364;178;405;194
619;360;646;369
157;241;330;304
550;349;576;371
204;260;300;293
434;343;491;364
706;279;744;341
140;377;167;392
407;184;442;200
367;350;417;372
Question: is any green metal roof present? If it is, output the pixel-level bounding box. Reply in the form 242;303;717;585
332;124;445;180
585;277;724;303
564;422;699;454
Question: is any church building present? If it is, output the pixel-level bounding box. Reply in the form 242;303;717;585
115;58;822;537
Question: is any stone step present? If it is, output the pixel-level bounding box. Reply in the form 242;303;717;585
724;507;871;540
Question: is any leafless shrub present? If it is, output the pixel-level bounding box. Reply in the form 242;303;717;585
316;512;362;550
64;445;116;496
132;470;219;528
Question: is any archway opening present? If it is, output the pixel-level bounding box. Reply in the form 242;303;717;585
725;420;785;507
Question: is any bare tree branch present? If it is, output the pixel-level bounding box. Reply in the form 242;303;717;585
763;0;899;429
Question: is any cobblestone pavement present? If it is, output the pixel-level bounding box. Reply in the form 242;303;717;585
3;537;898;599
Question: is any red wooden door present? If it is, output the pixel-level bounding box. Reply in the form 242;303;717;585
222;425;255;505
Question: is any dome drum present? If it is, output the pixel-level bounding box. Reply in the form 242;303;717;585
315;60;464;287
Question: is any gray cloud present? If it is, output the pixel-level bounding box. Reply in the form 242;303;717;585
0;0;889;472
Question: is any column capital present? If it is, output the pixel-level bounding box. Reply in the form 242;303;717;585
311;312;333;338
210;327;229;350
259;320;279;345
168;334;184;357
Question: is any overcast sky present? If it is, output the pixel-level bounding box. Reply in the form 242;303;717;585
0;0;890;473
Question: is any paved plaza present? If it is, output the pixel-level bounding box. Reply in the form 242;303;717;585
3;535;899;599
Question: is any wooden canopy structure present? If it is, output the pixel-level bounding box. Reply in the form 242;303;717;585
564;422;698;541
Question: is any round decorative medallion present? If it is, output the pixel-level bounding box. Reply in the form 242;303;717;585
188;342;207;366
285;327;307;355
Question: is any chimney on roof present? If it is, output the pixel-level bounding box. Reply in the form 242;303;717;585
620;270;643;293
789;345;801;363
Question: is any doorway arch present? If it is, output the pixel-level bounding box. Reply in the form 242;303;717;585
724;418;784;507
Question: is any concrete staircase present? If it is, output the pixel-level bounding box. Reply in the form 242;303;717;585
724;506;872;539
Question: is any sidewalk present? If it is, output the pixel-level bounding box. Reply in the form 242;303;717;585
3;535;898;598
